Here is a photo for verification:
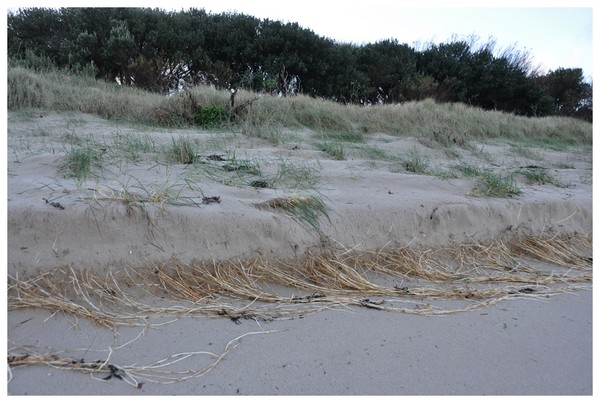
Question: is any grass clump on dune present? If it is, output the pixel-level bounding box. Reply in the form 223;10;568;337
453;162;483;178
520;167;563;187
168;136;197;164
470;170;521;197
317;141;345;160
61;146;103;180
255;195;330;231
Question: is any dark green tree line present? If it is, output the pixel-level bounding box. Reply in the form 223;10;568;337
7;7;592;120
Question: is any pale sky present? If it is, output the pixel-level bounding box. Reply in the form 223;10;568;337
5;0;596;80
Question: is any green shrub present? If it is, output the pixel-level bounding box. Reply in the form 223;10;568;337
195;104;230;128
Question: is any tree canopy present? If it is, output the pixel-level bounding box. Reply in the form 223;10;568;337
7;7;592;121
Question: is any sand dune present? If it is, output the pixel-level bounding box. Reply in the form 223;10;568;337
7;111;592;395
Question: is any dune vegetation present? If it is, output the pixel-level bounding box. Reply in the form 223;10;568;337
8;66;593;147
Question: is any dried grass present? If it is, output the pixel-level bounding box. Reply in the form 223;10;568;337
512;234;592;270
8;233;592;328
7;233;591;387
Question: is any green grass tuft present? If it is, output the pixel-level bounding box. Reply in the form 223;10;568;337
168;136;197;164
393;151;430;174
471;171;521;197
62;146;103;180
256;195;330;232
317;141;345;160
520;168;564;187
453;163;483;178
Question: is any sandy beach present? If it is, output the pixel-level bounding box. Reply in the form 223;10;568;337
6;110;593;395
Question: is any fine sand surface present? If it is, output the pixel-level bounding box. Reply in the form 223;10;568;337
6;111;593;395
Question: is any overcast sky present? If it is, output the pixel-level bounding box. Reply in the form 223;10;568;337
6;1;596;81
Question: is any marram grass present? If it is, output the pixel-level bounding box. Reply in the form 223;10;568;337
8;66;592;145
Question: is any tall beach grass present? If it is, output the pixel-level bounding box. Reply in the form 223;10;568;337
8;66;592;145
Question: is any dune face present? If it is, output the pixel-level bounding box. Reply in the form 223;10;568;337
7;111;592;275
7;111;592;395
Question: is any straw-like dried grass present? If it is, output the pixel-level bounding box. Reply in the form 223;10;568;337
8;233;592;329
512;234;593;270
7;233;592;387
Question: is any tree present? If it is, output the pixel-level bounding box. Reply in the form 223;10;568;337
8;8;63;59
537;68;593;120
102;20;137;84
7;7;592;120
253;19;333;96
356;39;418;104
417;40;473;102
321;43;369;103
